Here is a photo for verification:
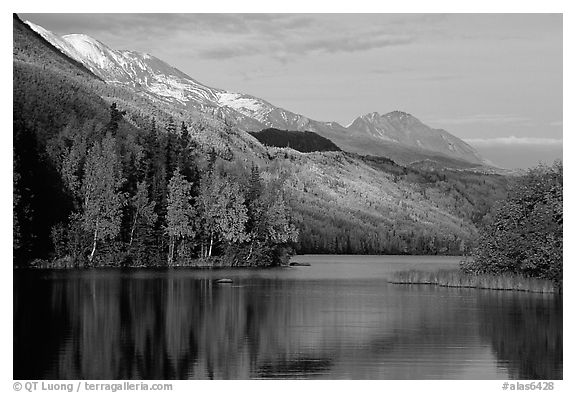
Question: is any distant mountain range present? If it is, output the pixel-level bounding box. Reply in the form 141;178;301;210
26;20;490;168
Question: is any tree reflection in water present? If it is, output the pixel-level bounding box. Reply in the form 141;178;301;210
477;291;562;380
14;269;562;379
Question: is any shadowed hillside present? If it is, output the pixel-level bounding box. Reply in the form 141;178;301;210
250;128;341;153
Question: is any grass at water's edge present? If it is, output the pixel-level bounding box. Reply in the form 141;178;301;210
389;269;559;294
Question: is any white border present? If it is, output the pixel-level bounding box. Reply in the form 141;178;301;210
2;1;572;392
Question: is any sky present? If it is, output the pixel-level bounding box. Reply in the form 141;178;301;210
20;13;563;168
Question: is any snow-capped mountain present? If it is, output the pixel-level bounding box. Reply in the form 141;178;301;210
27;20;315;129
26;20;487;166
26;21;222;105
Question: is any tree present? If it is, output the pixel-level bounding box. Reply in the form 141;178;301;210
244;184;298;265
197;169;248;258
142;119;168;231
60;133;86;206
106;103;126;136
129;181;157;246
81;134;125;263
246;162;263;206
178;122;190;159
462;161;562;284
261;191;298;245
165;169;194;265
176;121;198;183
165;117;179;178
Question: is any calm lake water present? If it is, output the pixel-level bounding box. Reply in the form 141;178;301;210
13;255;562;380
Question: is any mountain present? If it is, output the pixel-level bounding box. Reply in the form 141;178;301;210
25;20;489;167
346;111;485;164
14;14;511;265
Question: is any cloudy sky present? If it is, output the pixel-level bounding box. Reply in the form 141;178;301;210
21;13;562;168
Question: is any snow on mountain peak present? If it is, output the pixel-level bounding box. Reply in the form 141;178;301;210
25;22;223;103
217;92;274;121
25;20;83;62
61;34;115;69
25;20;53;39
63;33;102;46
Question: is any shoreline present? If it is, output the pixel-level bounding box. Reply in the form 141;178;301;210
14;256;294;270
15;253;464;270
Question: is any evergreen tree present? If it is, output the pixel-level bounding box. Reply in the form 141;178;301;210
246;162;262;205
165;117;179;179
129;181;157;247
60;133;86;207
176;121;198;183
143;119;168;223
106;103;126;136
178;122;190;156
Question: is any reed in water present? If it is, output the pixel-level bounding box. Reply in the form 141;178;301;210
389;269;558;293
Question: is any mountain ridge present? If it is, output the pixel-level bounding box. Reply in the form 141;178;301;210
23;20;493;168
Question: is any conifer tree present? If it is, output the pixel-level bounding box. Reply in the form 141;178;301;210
129;181;157;246
61;133;86;207
165;117;179;178
143;119;168;225
106;103;126;136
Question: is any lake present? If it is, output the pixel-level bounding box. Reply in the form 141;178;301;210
13;255;562;380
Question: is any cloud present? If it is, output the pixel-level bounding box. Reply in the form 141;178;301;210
299;33;413;55
22;14;415;61
465;136;563;146
428;114;535;126
196;29;414;60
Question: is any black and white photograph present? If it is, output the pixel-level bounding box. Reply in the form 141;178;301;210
10;3;566;386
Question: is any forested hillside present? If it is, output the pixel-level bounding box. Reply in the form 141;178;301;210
278;150;507;255
13;14;510;267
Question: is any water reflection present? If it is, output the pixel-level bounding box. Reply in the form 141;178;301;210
13;262;562;380
477;292;562;380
